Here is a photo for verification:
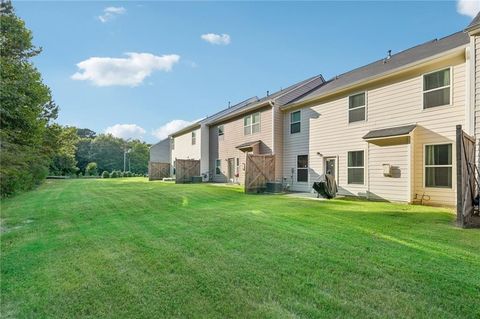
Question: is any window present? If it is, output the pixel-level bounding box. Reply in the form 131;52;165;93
423;68;451;109
191;131;196;145
236;158;240;175
290;111;301;134
348;92;366;123
215;159;221;175
425;144;452;188
218;125;224;136
347;150;364;184
297;155;308;182
244;112;260;135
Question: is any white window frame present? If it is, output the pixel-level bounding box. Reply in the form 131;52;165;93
422;67;453;110
215;159;221;175
235;157;240;175
191;131;196;145
423;143;453;189
244;112;261;135
348;91;367;124
346;150;366;185
290;110;301;134
296;154;309;183
218;125;224;137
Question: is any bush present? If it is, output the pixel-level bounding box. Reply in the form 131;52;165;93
126;171;132;177
85;162;98;176
102;171;109;178
110;171;119;178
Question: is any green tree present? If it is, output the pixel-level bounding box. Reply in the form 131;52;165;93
90;134;124;173
127;140;149;174
0;1;59;196
75;138;92;173
46;125;79;176
85;162;98;176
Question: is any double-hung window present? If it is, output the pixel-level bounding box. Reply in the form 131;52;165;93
348;92;366;123
191;131;196;145
215;159;221;175
347;150;364;184
423;68;451;109
244;112;260;135
290;111;301;134
425;144;452;188
297;155;308;182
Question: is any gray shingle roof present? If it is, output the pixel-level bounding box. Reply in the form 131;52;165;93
287;31;469;105
363;124;416;140
466;12;480;31
205;75;324;125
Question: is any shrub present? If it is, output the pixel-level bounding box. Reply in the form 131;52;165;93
102;171;109;178
110;171;119;178
85;162;98;176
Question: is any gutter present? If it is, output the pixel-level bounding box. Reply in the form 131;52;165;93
280;45;467;112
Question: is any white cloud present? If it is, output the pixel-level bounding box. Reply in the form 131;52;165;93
105;124;146;140
71;52;180;87
457;0;480;18
151;120;194;140
201;33;231;45
98;6;126;23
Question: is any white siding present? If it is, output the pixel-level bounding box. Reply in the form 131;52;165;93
284;54;466;206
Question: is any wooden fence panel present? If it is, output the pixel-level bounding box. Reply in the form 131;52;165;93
175;159;201;184
245;154;275;193
148;162;171;181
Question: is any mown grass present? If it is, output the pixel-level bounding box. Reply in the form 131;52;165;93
1;178;479;318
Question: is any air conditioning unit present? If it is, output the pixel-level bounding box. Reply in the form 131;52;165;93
383;164;392;177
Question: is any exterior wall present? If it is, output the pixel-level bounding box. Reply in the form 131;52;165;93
209;106;274;183
474;35;480;171
273;106;284;181
171;127;202;177
149;138;170;163
283;54;466;206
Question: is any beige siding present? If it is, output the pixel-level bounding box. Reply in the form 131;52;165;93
284;55;466;206
273;106;284;181
209;106;274;183
171;127;201;170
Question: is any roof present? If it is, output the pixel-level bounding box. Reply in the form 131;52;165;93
363;124;417;140
466;12;480;31
236;140;260;150
284;31;469;107
206;75;324;125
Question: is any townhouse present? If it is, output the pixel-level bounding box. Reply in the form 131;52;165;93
282;31;471;206
208;75;324;184
151;13;480;208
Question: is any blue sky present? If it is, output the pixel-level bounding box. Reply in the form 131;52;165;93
15;1;479;143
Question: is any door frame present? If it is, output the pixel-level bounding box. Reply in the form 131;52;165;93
324;156;339;183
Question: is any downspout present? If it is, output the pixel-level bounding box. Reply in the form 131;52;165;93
269;100;275;155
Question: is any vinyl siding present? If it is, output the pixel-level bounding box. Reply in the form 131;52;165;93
171;127;202;174
209;106;274;183
475;35;480;169
149;139;170;163
284;54;466;206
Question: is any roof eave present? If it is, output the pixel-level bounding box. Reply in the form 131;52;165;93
280;45;467;112
169;122;202;138
206;100;272;126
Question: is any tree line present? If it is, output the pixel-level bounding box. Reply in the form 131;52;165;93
0;1;149;197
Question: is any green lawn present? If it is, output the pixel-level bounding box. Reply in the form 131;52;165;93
1;178;479;318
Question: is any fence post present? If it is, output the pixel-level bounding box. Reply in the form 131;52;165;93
456;125;464;227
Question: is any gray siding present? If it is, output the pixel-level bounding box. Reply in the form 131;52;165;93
149;138;171;163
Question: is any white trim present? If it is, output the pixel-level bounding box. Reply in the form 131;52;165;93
422;143;453;189
271;107;275;154
466;39;475;136
421;67;453;109
324;156;339;185
215;158;222;175
346;149;366;185
290;110;301;134
347;91;367;124
296;154;309;183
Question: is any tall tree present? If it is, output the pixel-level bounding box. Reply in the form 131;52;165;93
90;134;124;173
0;0;59;196
127;140;149;174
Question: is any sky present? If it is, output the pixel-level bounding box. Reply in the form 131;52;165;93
15;0;480;143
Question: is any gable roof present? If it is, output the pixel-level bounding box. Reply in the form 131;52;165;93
206;75;325;125
282;31;469;109
466;12;480;32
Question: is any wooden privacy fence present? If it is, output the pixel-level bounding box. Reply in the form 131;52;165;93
456;125;479;228
175;159;200;184
245;154;275;193
148;162;171;181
